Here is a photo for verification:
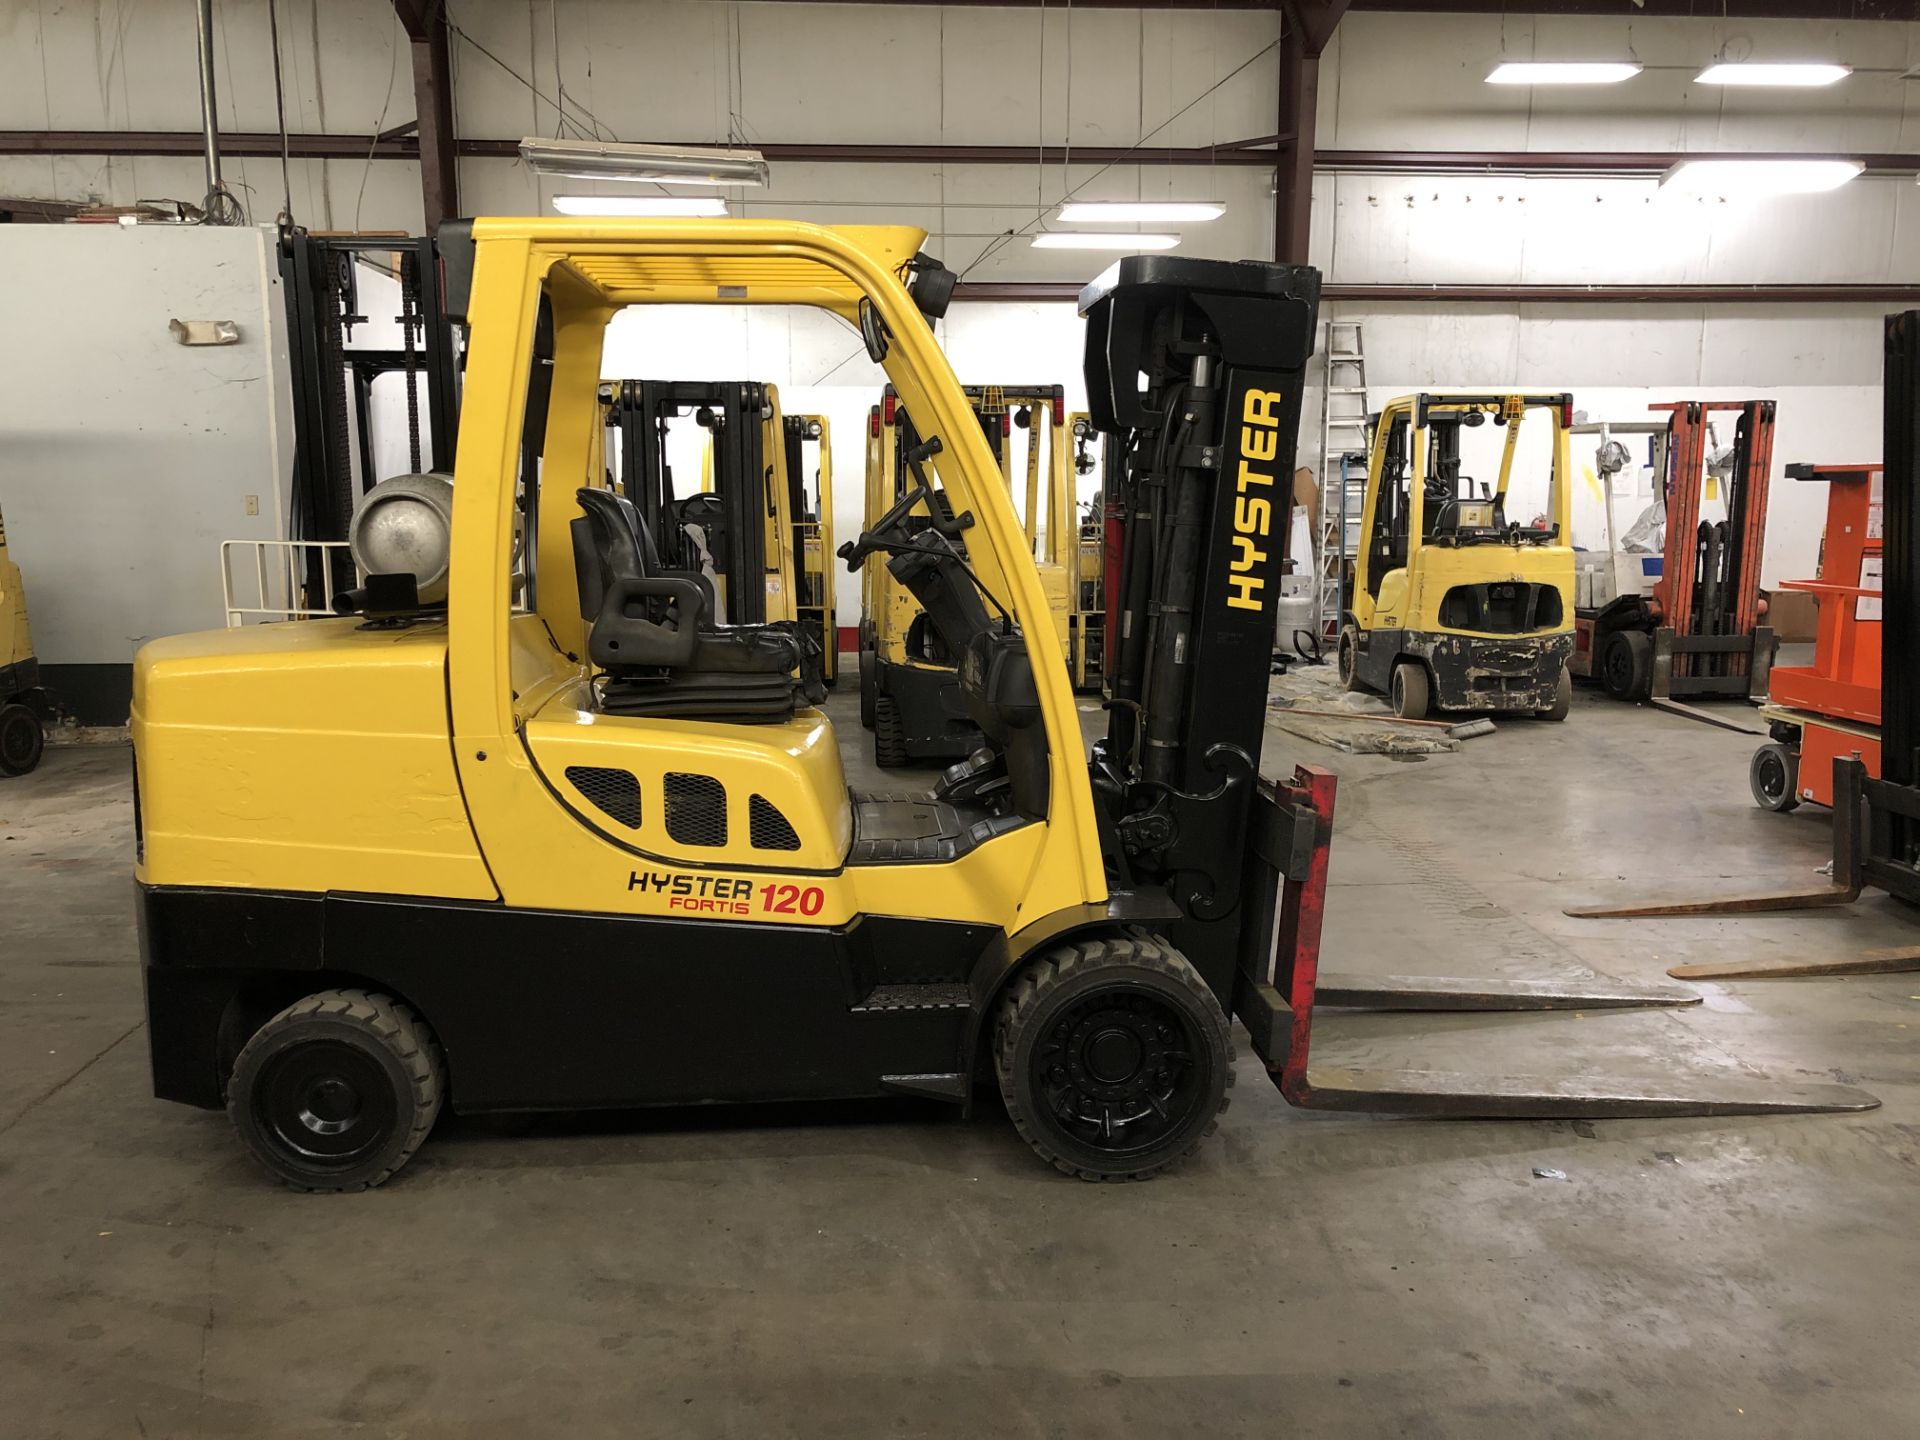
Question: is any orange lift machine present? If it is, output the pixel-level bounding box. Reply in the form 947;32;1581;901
1751;464;1884;811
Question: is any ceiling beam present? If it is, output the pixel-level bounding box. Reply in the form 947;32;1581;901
389;1;458;231
1275;1;1352;263
7;132;1915;176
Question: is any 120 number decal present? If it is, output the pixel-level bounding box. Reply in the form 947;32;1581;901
761;883;825;916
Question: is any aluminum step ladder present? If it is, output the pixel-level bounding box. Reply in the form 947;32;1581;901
1316;319;1370;638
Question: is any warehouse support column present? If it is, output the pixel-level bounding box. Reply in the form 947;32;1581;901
1274;1;1348;264
392;1;459;232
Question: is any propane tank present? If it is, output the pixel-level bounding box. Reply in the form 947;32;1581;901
349;473;455;604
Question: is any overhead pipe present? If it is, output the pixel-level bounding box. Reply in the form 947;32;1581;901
191;0;240;223
5;131;1916;177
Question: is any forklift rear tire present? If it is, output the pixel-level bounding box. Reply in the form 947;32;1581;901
1390;661;1430;720
1750;741;1801;813
1599;629;1652;702
993;935;1234;1182
1538;665;1572;722
1337;627;1364;692
227;988;445;1192
873;693;910;768
0;703;44;777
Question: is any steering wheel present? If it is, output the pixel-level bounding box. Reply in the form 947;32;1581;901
839;482;933;571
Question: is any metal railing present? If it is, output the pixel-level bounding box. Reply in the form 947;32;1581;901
221;539;352;626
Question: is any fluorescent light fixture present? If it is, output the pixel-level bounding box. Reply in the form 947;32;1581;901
551;195;728;217
1661;158;1863;195
1031;232;1180;251
1696;62;1850;88
518;137;769;187
1486;62;1642;85
1056;201;1225;223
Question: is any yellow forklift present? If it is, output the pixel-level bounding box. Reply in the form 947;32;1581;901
603;379;803;632
1067;411;1108;692
0;496;47;776
786;413;837;686
1337;392;1577;720
858;383;1077;764
131;223;1871;1192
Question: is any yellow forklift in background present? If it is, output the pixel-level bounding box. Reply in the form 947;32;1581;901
1068;411;1107;692
603;379;803;631
1337;392;1577;721
131;222;1870;1194
785;413;837;686
0;496;47;776
857;383;1077;764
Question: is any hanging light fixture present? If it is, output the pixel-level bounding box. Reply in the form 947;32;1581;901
1485;62;1642;85
1056;201;1226;224
1032;232;1180;251
551;196;729;217
1661;158;1863;196
1695;62;1851;88
519;138;769;187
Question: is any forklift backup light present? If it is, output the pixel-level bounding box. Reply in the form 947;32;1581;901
518;137;769;187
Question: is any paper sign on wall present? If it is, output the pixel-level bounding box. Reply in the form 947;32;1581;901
1869;471;1885;541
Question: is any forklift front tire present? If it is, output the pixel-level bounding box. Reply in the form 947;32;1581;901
1599;629;1652;702
1539;665;1573;722
0;703;45;776
1390;661;1430;720
1750;741;1802;813
993;935;1234;1182
226;989;445;1192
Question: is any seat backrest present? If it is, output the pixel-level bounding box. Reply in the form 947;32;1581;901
572;488;652;622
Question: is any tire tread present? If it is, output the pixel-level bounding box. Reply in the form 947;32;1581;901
227;987;443;1193
993;934;1234;1183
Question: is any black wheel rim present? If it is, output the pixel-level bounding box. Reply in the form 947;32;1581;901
0;713;34;770
254;1041;399;1170
1035;987;1208;1156
1601;637;1631;694
1756;751;1788;804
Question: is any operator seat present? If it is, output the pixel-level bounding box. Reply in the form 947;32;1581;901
571;488;823;722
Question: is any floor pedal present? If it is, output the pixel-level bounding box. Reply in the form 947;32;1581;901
853;983;971;1012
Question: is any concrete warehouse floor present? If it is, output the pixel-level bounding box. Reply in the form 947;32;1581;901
1;680;1916;1439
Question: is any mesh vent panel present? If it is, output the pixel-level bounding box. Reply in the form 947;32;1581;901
564;766;642;829
748;794;801;851
664;772;727;847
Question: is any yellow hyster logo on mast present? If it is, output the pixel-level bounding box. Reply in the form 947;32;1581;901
1226;388;1284;611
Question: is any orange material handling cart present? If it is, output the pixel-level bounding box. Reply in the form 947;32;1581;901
1752;463;1884;811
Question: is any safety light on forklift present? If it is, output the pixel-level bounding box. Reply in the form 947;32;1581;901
1052;396;1065;427
882;393;897;426
518;137;770;187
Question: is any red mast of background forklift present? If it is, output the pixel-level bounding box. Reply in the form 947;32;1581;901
1649;399;1775;685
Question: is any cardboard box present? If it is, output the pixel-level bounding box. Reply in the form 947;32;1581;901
1764;588;1819;643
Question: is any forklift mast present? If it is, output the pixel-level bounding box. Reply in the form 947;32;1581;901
607;379;779;626
1079;256;1319;996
